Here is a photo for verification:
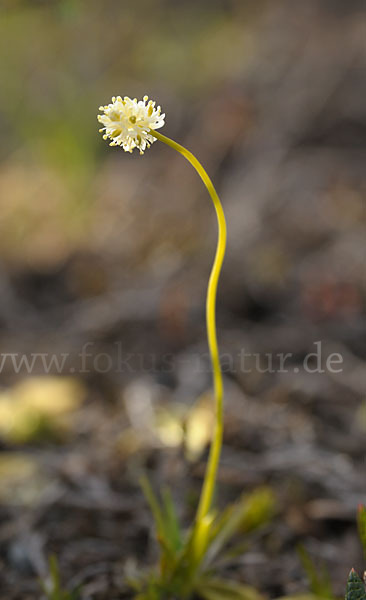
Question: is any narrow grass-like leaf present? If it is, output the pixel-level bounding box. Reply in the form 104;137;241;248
276;595;333;600
212;540;250;569
298;544;333;599
41;555;81;600
140;476;185;580
202;500;248;568
196;577;265;600
238;487;276;533
140;476;166;540
131;486;275;598
357;504;366;560
161;486;183;552
202;488;274;569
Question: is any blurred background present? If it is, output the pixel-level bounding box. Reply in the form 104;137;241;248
0;0;365;598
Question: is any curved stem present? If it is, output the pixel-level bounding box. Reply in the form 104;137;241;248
149;129;227;521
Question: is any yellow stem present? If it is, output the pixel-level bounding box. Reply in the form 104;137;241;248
149;129;227;521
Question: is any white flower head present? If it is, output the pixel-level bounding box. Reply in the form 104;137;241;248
97;95;165;154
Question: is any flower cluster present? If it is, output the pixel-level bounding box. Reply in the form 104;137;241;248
97;95;165;154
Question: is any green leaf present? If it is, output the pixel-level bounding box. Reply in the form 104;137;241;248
297;544;333;599
50;555;62;596
161;486;183;552
277;595;334;600
140;476;166;540
214;540;250;568
202;487;275;569
357;505;366;560
140;476;183;578
202;501;247;568
196;577;265;600
239;487;276;533
345;569;366;600
41;555;81;600
131;486;275;599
